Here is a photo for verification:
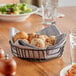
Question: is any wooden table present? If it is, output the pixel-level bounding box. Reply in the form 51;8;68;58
0;0;19;4
0;7;76;76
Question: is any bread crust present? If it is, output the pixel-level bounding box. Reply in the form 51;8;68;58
13;32;28;42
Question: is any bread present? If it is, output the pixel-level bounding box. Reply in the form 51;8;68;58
31;38;45;49
28;32;36;43
45;36;55;47
13;31;56;48
33;34;48;41
22;39;29;44
39;35;48;41
13;32;28;42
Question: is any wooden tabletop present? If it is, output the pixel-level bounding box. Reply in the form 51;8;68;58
0;0;19;4
0;7;76;76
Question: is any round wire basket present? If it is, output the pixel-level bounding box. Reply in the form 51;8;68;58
10;41;65;62
10;25;66;62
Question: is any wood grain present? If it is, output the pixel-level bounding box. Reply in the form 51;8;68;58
0;0;19;4
0;7;76;76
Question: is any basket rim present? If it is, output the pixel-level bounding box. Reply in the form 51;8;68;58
9;41;46;51
9;40;66;51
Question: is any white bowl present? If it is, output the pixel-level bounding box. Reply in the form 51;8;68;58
60;65;73;76
0;4;39;22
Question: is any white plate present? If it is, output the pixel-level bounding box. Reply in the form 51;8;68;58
0;4;39;22
60;65;72;76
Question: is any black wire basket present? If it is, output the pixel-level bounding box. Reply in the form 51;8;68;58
9;25;66;62
10;41;65;62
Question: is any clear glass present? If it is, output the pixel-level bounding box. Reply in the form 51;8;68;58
70;28;76;64
41;0;58;25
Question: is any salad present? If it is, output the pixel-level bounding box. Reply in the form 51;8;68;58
0;3;32;15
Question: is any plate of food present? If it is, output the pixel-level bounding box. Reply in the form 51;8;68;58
60;64;76;76
0;3;39;22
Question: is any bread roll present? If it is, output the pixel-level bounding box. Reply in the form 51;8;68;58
34;34;48;41
13;32;28;42
22;39;29;44
28;32;36;43
31;38;45;49
45;36;55;47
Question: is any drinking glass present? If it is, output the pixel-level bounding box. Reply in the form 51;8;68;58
41;0;58;25
70;28;76;64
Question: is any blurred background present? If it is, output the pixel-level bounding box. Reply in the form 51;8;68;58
0;0;76;7
20;0;76;7
58;0;76;7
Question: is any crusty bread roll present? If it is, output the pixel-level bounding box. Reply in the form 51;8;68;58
28;32;36;43
31;38;45;49
33;34;48;42
13;32;28;42
38;35;48;41
22;39;29;44
45;36;55;47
